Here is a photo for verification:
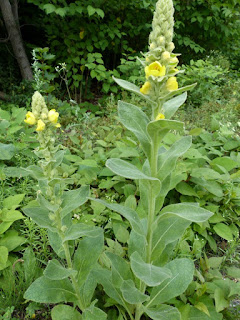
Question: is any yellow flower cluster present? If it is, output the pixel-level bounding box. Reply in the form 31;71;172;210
140;59;179;95
24;108;61;132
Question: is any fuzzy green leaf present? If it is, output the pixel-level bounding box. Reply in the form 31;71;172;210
144;305;181;320
44;259;77;280
51;305;82;320
130;251;171;287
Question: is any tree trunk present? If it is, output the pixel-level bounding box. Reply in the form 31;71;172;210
0;0;33;80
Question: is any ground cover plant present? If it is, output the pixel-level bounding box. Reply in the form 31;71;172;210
0;0;240;319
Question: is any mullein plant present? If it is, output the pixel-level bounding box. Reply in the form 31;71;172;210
22;92;105;319
89;0;217;319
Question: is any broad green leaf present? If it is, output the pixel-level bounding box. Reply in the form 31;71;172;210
147;119;184;147
0;246;8;270
113;77;155;103
73;231;104;287
1;209;23;222
157;136;192;181
55;8;67;17
152;215;191;261
211;157;238;172
44;259;77;280
48;230;65;258
3;167;30;178
120;279;149;304
3;194;25;209
176;181;199;197
0;230;25;251
130;251;171;287
191;168;222;180
163;92;187;119
160;203;213;223
106;252;133;288
23;206;55;231
37;194;59;212
24;276;77;303
23;247;38;285
79;273;97;308
106;158;159;182
82;304;107;320
52;150;65;169
63;224;101;242
191;177;223;197
128;230;147;258
118;100;151;158
227;267;240;280
214;288;229;312
113;221;129;243
51;305;82;320
87;5;95;16
213;223;233;241
88;198;144;235
0;142;15;160
43;4;56;14
148;258;194;307
61;185;90;218
144;305;181;320
93;268;125;306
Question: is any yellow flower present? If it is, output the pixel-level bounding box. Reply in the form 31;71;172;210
55;123;61;128
24;112;36;125
36;119;46;131
155;113;165;120
140;81;151;95
48;109;59;123
145;61;166;78
166;77;178;91
79;30;85;39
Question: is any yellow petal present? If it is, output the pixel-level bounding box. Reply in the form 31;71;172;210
24;111;36;125
79;30;85;39
155;113;165;120
145;61;166;78
36;119;46;131
140;81;151;95
55;123;61;128
166;77;178;91
48;109;59;123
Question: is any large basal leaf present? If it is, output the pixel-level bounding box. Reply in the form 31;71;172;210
160;203;213;223
51;305;82;320
130;251;171;287
163;92;187;119
63;224;101;242
73;230;104;287
82;304;107;320
113;77;155;103
61;185;90;218
144;305;181;320
24;276;77;303
118;100;151;158
22;206;55;231
157;136;192;181
88;198;144;235
147;119;184;147
120;279;149;304
44;259;77;280
147;258;194;307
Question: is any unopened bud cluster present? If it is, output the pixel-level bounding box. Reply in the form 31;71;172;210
140;0;180;110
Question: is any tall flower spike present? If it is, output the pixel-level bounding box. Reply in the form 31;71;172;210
31;91;49;119
148;0;174;59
